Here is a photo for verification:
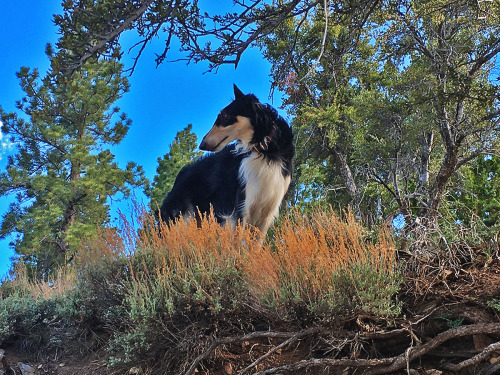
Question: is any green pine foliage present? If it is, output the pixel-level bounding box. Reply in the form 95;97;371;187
448;155;500;229
0;48;147;278
148;124;202;208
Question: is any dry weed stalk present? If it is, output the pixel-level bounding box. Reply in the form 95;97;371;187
123;210;264;315
9;262;76;300
75;227;126;267
135;211;262;280
247;208;398;309
120;206;399;318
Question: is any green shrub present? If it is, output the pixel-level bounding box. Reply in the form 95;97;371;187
0;291;74;351
487;298;500;313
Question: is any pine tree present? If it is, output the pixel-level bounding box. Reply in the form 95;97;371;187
149;124;202;209
0;46;146;278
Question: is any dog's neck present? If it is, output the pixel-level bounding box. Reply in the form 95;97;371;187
252;126;276;153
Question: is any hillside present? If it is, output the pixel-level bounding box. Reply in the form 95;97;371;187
1;210;499;375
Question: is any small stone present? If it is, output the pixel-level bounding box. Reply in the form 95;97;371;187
17;362;35;375
224;363;233;374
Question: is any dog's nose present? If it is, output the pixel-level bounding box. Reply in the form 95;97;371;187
199;138;208;151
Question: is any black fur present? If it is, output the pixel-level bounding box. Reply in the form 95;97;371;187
159;86;294;226
159;143;247;224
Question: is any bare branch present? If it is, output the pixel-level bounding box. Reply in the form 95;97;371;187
255;324;500;375
66;0;156;74
442;341;500;372
184;328;321;375
238;327;322;375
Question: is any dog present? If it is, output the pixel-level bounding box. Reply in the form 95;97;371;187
159;84;294;235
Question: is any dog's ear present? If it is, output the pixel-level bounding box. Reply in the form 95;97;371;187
233;84;245;99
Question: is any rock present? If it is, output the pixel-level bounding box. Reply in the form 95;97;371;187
17;362;35;375
0;351;14;375
491;356;500;364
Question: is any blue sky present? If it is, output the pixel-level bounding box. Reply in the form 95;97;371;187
0;1;285;278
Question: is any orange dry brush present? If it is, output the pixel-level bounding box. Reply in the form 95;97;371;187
137;211;261;280
126;206;400;317
246;208;399;313
125;210;263;314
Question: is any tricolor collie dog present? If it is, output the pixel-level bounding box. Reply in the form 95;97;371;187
159;84;294;235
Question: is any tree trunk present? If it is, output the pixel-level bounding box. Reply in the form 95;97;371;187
418;131;433;192
329;144;357;202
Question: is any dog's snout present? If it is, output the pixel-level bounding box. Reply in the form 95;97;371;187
199;138;208;151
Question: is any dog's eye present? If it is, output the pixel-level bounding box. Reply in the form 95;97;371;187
217;113;234;126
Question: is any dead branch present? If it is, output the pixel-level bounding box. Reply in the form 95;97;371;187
442;341;500;372
238;327;322;375
184;327;322;375
254;357;394;374
367;323;500;375
252;323;500;375
67;0;156;75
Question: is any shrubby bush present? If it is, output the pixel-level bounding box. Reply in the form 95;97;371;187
0;207;402;372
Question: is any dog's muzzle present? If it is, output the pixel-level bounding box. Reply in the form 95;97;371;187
199;138;209;151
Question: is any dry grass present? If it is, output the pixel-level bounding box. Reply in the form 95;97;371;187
123;206;400;318
5;262;76;301
125;210;262;317
3;205;400;318
247;208;399;314
75;227;126;266
0;206;401;373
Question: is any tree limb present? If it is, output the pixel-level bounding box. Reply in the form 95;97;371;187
67;0;156;74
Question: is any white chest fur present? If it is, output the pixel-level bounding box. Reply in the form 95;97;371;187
239;152;291;234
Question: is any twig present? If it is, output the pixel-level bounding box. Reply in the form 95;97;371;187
312;0;329;73
184;329;320;375
239;327;321;374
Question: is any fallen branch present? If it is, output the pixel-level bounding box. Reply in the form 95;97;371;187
184;328;322;375
442;341;500;372
367;323;500;375
254;357;394;374
252;323;500;375
238;327;321;375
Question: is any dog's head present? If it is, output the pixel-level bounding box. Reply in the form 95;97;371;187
200;85;263;152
